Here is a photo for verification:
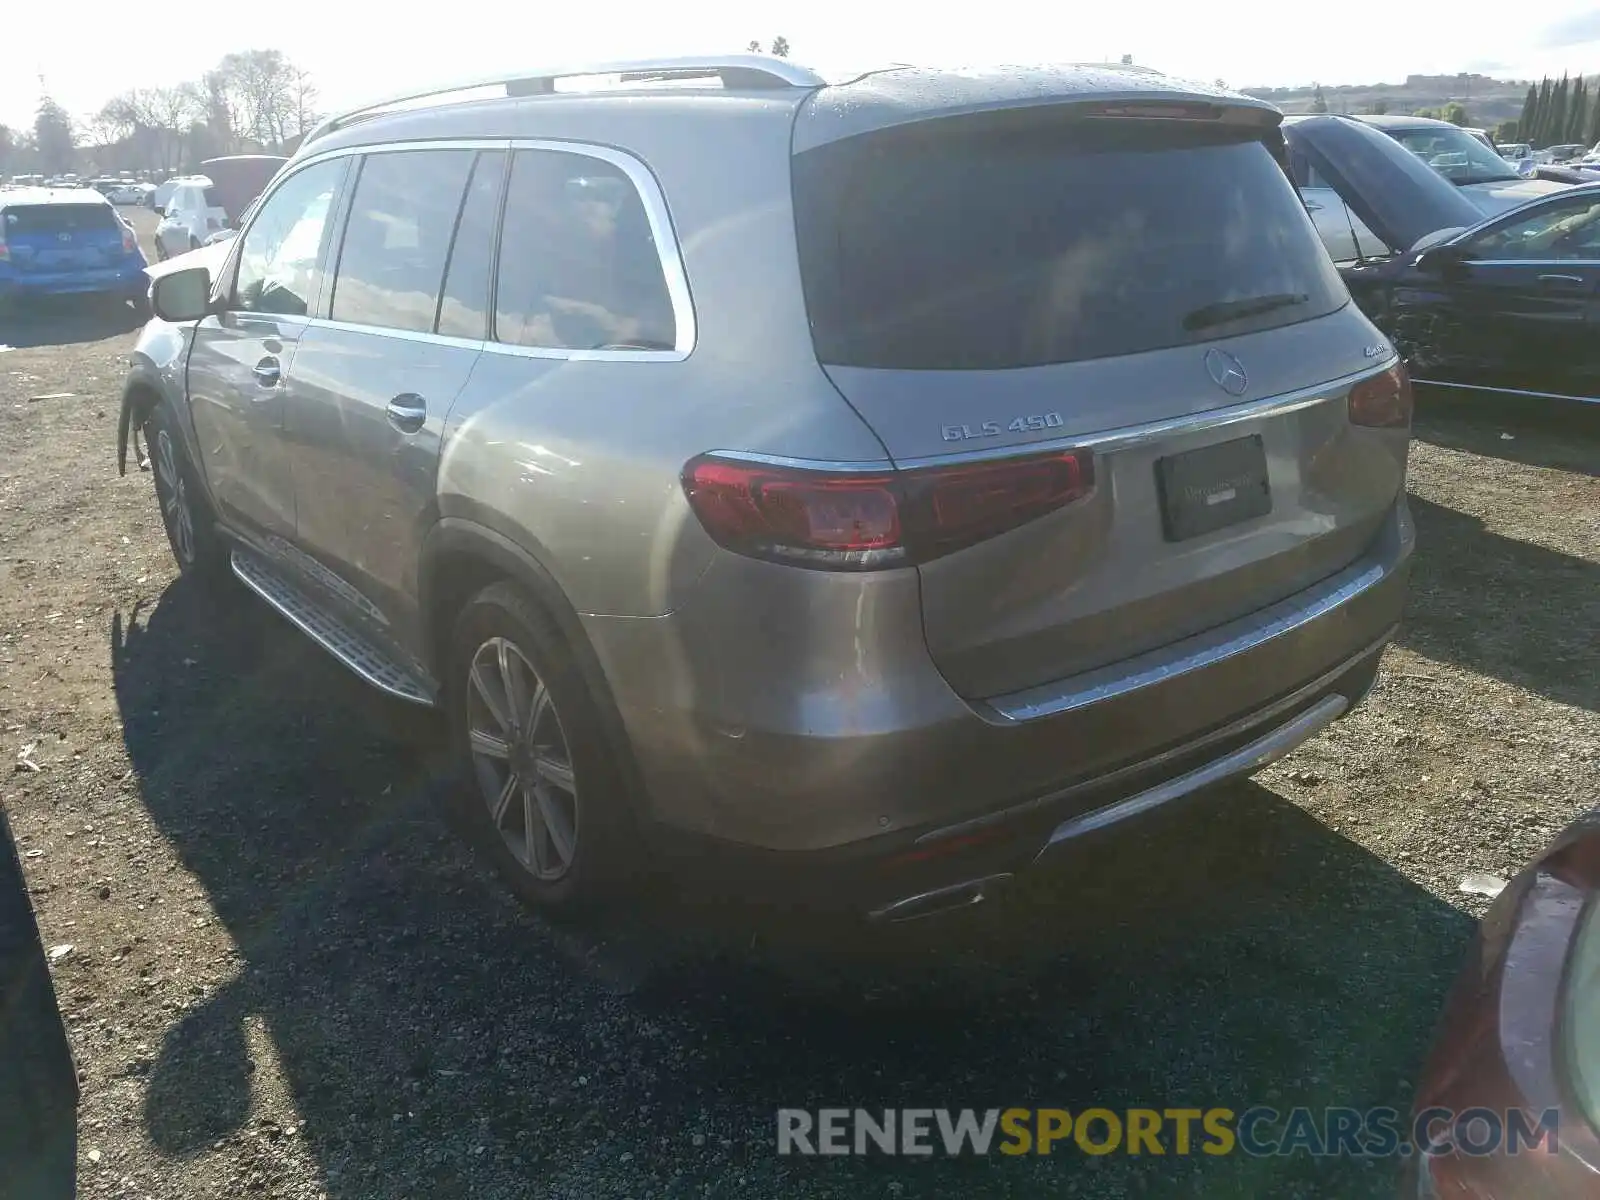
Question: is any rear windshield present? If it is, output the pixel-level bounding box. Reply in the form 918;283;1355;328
203;187;222;208
3;204;120;235
792;117;1348;370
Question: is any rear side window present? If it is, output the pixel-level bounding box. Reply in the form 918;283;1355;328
3;204;119;234
494;149;676;351
202;186;222;208
793;117;1349;370
436;151;505;340
331;149;475;334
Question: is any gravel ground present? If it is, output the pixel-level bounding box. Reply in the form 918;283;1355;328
0;209;1596;1199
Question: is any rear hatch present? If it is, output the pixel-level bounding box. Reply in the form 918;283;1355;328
2;202;129;273
791;79;1407;699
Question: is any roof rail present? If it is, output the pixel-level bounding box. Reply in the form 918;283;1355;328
300;55;826;149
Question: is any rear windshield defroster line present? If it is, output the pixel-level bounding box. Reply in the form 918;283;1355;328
791;115;1348;371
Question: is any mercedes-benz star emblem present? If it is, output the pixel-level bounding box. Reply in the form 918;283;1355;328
1204;348;1249;396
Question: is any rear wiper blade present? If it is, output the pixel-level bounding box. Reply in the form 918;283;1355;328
1182;293;1309;332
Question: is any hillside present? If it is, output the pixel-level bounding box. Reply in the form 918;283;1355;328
1242;72;1532;128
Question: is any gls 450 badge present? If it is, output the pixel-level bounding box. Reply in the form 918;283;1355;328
941;413;1065;442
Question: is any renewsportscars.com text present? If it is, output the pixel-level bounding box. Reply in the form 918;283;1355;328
776;1106;1560;1158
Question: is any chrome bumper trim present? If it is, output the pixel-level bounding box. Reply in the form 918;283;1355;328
1036;692;1347;854
985;559;1389;723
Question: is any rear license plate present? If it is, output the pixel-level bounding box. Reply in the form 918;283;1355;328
1154;435;1271;542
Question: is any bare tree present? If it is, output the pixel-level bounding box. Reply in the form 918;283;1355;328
770;36;790;57
746;39;761;52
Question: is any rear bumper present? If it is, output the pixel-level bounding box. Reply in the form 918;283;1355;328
585;495;1413;887
0;265;148;299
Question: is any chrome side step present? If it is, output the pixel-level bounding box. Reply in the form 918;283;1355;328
230;550;436;707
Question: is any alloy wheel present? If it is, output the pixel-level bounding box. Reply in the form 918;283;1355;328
465;637;579;881
153;429;195;565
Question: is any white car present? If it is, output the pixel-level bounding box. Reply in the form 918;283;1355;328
108;182;154;205
154;179;229;260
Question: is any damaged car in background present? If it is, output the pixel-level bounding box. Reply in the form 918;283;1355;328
1284;115;1600;411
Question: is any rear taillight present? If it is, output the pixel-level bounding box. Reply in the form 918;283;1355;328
0;236;8;262
1348;362;1413;428
682;449;1094;570
121;227;137;255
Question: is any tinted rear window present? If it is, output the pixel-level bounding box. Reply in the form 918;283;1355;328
3;204;120;235
792;117;1347;370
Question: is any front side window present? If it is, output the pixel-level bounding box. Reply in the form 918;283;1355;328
1468;197;1600;262
234;158;345;317
494;149;677;352
330;149;475;334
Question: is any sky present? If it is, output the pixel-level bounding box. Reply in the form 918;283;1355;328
7;0;1600;131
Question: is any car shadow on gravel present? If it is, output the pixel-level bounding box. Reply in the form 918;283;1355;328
111;575;1474;1200
1414;404;1599;479
2;297;146;349
1401;494;1599;713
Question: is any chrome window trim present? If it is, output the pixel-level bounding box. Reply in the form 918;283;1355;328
304;317;485;351
1411;378;1599;404
1444;258;1600;268
280;137;697;361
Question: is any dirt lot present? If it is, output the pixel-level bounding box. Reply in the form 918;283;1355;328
1;208;1597;1199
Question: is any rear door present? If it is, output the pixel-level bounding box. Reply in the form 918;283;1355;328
791;109;1405;699
283;146;497;662
1396;191;1600;401
184;157;349;545
0;201;126;275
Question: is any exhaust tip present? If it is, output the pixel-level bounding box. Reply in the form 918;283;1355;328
868;873;1014;923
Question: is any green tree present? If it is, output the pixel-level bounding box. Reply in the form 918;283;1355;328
33;97;74;174
1494;120;1520;144
770;36;790;57
1309;84;1329;114
1589;83;1600;145
0;124;13;176
1552;73;1571;143
1368;97;1390;115
1569;77;1590;142
1534;76;1554;144
1519;84;1538;141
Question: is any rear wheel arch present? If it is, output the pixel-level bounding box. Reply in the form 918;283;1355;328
418;519;648;819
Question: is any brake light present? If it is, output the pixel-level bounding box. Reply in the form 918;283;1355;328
121;226;137;255
0;235;8;262
681;449;1094;570
1347;362;1413;428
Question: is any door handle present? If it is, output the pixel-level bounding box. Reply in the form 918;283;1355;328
1538;273;1587;287
386;394;427;434
252;357;281;387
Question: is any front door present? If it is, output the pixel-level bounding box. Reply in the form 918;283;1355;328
185;157;349;546
285;147;501;662
1397;191;1600;401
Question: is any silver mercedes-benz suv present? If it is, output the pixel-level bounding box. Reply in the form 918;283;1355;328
118;57;1414;920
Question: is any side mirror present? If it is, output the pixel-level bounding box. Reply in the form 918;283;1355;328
150;267;214;323
1413;244;1468;275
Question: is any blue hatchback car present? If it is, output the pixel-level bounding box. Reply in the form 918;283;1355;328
0;187;149;311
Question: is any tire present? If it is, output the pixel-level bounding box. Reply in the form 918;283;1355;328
144;404;233;596
445;582;637;913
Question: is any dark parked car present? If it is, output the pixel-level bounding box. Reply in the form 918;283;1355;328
0;806;78;1197
1404;805;1600;1197
1284;115;1600;410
